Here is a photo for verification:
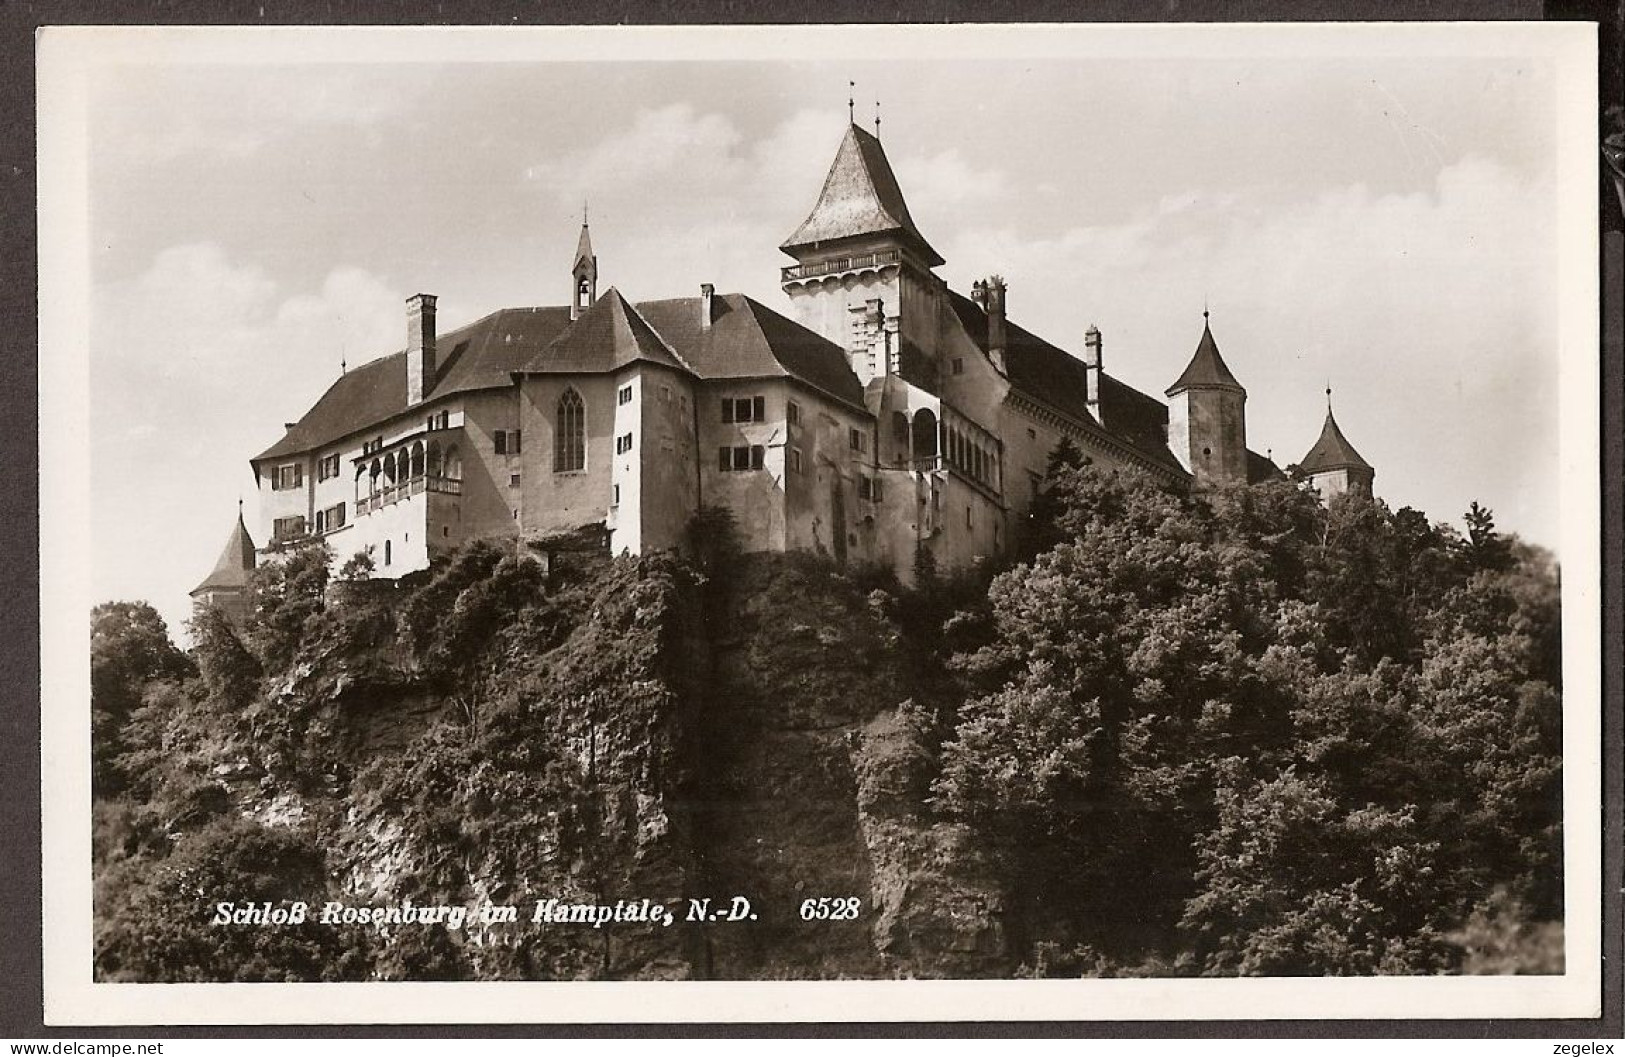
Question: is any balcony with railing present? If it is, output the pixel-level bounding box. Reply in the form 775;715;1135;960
781;249;902;283
357;473;462;516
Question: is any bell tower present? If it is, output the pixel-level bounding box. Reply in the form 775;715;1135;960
571;207;597;321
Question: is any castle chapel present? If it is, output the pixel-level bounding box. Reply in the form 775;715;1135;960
194;119;1374;603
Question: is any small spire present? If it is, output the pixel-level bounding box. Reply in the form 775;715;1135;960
237;496;243;516
848;81;855;124
874;97;881;138
340;355;346;374
582;200;589;226
1203;294;1209;322
1326;384;1333;412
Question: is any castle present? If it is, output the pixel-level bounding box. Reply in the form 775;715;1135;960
193;118;1375;608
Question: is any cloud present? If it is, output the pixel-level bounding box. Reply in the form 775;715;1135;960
524;103;749;207
92;67;421;167
939;153;1558;547
894;147;1008;209
91;244;403;640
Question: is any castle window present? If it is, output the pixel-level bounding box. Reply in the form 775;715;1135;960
384;540;392;566
272;515;306;542
555;388;585;472
722;396;766;424
719;445;764;472
966;506;973;529
316;454;341;481
495;430;522;455
790;448;804;474
616;433;634;455
618;385;633;406
509;473;521;488
787;401;801;425
858;476;884;502
613;483;621;506
662;386;671;402
314;503;346;534
952;358;964;375
849;428;867;453
272;463;303;491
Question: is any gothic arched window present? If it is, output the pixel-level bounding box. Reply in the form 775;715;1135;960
556;387;586;472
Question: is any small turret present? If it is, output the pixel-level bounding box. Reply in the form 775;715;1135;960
571;208;597;321
1165;310;1248;487
191;503;257;623
1299;388;1375;500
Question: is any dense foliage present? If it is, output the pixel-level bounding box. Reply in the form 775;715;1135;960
931;462;1562;975
90;458;1562;981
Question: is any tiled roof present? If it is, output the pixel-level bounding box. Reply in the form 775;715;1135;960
1299;408;1373;473
525;288;686;374
1167;320;1244;394
192;511;257;594
633;293;868;412
256;291;867;464
254;305;574;462
1247;449;1284;484
780;124;944;267
945;290;1183;475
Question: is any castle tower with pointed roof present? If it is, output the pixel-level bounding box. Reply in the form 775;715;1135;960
779;122;947;383
191;506;257;622
1165;313;1249;487
1299;392;1374;500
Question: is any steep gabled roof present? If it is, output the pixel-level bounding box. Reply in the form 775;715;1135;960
1299;408;1373;474
780;124;944;267
253;305;575;462
192;511;257;595
1166;319;1244;395
524;288;686;374
632;293;867;412
945;290;1184;475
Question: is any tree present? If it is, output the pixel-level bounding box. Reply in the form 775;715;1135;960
95;816;366;982
91;602;193;797
1461;501;1513;574
245;541;333;669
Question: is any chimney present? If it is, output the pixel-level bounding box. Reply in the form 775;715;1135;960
970;279;988;312
1083;324;1103;422
700;283;715;329
985;275;1007;356
406;293;437;405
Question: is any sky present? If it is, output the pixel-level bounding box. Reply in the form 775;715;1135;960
72;27;1585;644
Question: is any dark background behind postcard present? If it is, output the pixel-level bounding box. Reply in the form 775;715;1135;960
1;0;1617;1040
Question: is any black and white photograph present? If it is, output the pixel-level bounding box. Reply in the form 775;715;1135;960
37;21;1605;1025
